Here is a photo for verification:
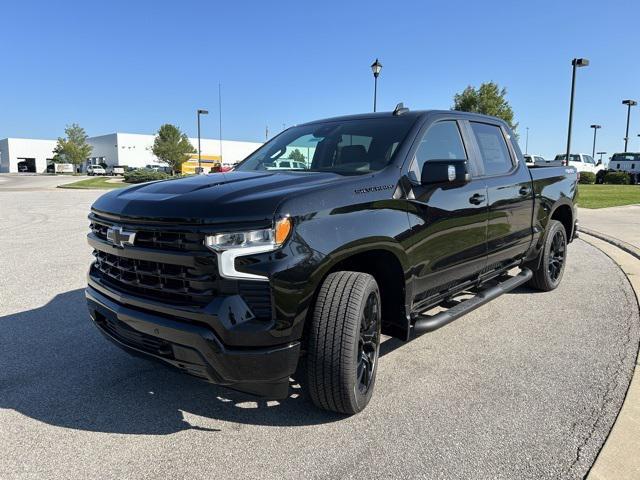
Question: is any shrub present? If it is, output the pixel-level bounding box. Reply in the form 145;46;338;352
124;168;171;184
604;171;631;185
578;172;596;184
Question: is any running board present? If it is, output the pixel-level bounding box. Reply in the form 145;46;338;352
412;268;533;335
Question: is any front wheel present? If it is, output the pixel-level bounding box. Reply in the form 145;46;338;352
528;220;567;291
305;271;381;415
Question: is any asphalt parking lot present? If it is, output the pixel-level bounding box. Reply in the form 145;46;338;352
1;176;639;480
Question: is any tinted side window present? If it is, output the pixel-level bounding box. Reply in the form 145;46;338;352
412;121;466;177
470;122;513;176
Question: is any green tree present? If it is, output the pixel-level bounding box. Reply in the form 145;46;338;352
151;124;195;175
52;124;93;167
452;82;518;132
288;148;306;164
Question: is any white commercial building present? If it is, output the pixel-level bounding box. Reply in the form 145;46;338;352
0;138;58;173
0;133;262;173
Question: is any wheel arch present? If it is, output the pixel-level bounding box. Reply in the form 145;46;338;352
309;242;411;341
550;203;574;241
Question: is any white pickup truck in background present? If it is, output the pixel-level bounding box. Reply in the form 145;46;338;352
608;152;640;184
554;153;606;182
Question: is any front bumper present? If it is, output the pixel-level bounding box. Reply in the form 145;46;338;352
86;285;301;398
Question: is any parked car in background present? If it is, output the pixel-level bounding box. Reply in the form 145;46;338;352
18;164;29;172
109;166;126;176
523;154;545;164
607;153;640;184
145;165;172;174
554;153;605;183
525;155;563;167
87;165;107;176
86;108;578;415
264;159;307;170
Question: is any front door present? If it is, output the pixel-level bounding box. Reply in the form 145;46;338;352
404;119;488;309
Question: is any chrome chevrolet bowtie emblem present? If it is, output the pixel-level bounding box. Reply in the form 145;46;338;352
106;226;136;248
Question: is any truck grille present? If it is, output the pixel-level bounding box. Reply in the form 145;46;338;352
92;250;218;306
89;214;273;318
90;220;206;252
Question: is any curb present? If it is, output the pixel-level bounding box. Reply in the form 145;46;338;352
580;232;640;480
578;227;640;261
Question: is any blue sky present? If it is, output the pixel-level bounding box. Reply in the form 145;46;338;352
1;0;639;159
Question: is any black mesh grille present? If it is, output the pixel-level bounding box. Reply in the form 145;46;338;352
90;220;206;252
92;250;218;306
89;215;273;319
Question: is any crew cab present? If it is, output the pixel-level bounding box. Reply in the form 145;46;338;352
86;107;578;414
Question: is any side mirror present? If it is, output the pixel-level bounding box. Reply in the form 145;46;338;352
421;159;471;186
596;160;602;166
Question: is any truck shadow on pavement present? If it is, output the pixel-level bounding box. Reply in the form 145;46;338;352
0;289;407;434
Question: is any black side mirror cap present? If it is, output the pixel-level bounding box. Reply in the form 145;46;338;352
421;159;471;186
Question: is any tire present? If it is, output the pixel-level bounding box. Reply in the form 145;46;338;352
528;220;567;291
306;271;381;415
596;170;606;184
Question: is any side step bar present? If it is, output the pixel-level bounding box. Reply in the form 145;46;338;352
412;268;533;335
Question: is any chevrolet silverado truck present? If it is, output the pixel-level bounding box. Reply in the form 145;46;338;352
86;106;578;414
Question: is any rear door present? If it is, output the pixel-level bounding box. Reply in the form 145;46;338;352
405;118;488;307
467;121;534;270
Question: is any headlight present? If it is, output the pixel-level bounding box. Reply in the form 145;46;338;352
204;218;292;281
205;217;292;252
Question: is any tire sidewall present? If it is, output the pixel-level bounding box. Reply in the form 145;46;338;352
349;279;382;412
542;221;567;289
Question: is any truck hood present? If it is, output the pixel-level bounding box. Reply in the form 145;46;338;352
91;171;348;225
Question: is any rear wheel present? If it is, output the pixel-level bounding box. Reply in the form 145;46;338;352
528;220;567;291
305;271;381;415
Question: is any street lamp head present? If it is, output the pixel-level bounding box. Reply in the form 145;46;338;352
622;99;637;106
371;58;382;78
572;58;589;67
597;151;606;155
590;124;601;129
198;109;209;115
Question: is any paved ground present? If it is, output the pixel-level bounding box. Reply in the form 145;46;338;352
580;205;640;249
0;173;88;190
1;178;639;480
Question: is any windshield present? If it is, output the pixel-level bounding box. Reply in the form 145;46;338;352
235;117;415;174
611;153;640;162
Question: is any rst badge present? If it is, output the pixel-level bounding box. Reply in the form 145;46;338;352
106;226;136;248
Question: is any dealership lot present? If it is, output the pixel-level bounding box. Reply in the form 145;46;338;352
1;176;638;480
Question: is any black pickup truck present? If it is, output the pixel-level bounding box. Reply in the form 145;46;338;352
86;107;578;414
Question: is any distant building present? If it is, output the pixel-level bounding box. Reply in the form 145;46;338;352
0;138;58;173
0;133;262;173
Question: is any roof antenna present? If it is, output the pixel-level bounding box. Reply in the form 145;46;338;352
393;102;409;116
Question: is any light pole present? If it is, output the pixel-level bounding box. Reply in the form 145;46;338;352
590;124;601;159
565;58;589;165
525;127;529;154
622;99;637;152
197;109;208;172
371;58;382;112
597;151;607;164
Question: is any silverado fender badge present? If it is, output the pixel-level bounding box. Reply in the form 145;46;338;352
354;184;394;194
106;226;136;248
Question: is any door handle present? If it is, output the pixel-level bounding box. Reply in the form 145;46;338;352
469;193;486;205
519;186;531;196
